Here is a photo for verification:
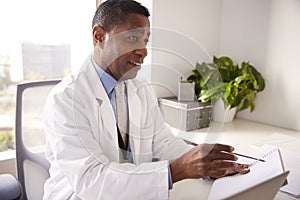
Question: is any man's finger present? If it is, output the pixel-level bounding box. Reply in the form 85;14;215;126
211;143;235;152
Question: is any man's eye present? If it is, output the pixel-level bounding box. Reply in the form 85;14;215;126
128;36;138;42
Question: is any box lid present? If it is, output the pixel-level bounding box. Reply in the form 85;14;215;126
158;97;212;110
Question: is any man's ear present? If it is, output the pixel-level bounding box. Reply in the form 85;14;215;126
93;26;106;46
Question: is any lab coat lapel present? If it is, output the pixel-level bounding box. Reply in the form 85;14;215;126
94;83;117;143
95;81;120;162
83;56;119;161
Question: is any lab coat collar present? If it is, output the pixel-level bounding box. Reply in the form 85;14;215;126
91;56;116;98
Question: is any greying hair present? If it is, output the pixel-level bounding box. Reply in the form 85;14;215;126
92;0;150;32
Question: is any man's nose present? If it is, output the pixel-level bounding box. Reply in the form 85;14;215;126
134;47;148;59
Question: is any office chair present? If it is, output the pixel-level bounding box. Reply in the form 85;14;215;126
15;80;60;200
0;174;23;200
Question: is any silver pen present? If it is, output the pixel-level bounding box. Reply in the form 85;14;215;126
231;152;266;162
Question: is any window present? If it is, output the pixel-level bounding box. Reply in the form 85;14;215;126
0;0;153;153
0;0;95;152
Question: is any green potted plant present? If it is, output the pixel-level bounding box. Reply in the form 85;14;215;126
187;56;265;121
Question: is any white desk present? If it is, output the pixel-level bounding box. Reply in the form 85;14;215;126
170;118;300;200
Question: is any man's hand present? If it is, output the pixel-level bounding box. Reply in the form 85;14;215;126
169;143;250;183
210;163;250;179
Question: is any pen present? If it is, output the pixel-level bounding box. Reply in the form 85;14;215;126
231;152;266;162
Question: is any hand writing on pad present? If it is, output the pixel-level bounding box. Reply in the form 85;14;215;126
211;163;250;179
213;151;268;179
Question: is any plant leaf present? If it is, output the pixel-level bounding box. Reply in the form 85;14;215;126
198;83;225;103
248;64;265;91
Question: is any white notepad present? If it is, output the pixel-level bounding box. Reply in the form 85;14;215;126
277;148;300;198
208;148;289;200
252;133;300;198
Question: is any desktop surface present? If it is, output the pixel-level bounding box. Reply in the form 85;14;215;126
169;118;300;200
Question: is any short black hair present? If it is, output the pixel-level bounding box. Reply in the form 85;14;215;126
92;0;150;32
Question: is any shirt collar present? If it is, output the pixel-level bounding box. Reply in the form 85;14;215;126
92;56;116;96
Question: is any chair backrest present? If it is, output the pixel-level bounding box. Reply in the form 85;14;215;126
15;80;60;200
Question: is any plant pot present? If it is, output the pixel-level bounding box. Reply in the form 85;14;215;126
211;99;237;122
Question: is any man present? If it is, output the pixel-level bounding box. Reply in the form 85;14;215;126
43;0;249;199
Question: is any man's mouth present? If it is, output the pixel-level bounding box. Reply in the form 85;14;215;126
129;60;142;66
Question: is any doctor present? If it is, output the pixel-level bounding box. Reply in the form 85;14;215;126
43;0;249;199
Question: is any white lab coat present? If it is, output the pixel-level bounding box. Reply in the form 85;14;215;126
43;55;191;200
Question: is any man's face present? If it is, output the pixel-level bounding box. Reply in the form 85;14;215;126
98;13;150;81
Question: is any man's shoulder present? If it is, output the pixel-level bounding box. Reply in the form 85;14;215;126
46;75;76;100
50;55;98;96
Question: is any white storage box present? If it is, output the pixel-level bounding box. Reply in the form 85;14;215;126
158;97;212;131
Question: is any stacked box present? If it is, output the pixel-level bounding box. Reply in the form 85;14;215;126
159;97;212;131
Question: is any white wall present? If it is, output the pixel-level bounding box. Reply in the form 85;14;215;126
151;0;300;131
219;0;300;131
151;0;223;97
